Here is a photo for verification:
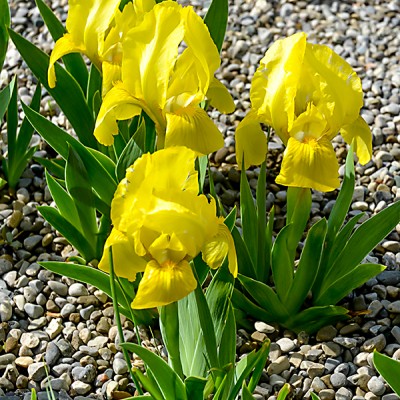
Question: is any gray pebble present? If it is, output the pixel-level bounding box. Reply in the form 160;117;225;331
24;303;44;319
113;357;128;375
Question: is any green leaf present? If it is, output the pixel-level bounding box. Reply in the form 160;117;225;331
33;156;65;179
286;218;327;314
37;206;95;261
35;0;88;90
277;383;291;400
122;343;187;400
159;303;184;379
271;225;293;303
132;368;163;400
204;0;228;52
197;155;208;193
65;146;99;257
324;200;400;287
0;77;14;121
237;275;289;321
22;104;117;205
231;288;276;322
87;64;102;116
240;167;258;269
315;263;386;306
247;338;270;393
45;171;82;232
39;261;133;319
326;146;355;243
218;303;236;368
185;376;207;400
228;341;270;400
256;162;268;282
241;383;256;400
115;119;145;181
232;226;257;279
310;393;321;400
286;187;311;256
0;0;10;71
288;305;349;334
373;351;400;395
9;29;96;148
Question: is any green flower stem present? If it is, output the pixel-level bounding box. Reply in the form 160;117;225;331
109;246;143;395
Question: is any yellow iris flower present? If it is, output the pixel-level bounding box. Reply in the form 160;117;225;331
98;146;237;309
47;0;155;94
235;32;372;192
93;1;235;155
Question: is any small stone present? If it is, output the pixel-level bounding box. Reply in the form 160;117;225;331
71;380;92;395
322;342;342;357
28;361;47;381
382;241;400;253
45;342;61;367
361;334;386;352
267;355;290;375
0;299;13;322
87;335;108;349
23;235;42;251
367;376;386;396
0;259;13;274
336;387;352;400
9;210;23;228
46;318;63;339
24;303;44;319
113;358;128;375
15;356;34;368
333;337;358;349
330;372;347;388
254;321;276;334
48;281;68;296
20;332;40;348
387;300;400;313
69;283;89;297
316;326;337;341
276;337;295;353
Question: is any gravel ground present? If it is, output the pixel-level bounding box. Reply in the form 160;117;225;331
1;0;400;399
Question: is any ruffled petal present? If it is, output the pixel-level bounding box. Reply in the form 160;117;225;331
207;77;235;114
132;259;197;309
165;106;224;155
94;83;142;145
251;32;306;138
202;220;237;277
48;34;85;88
98;228;147;281
304;42;363;129
276;136;340;192
235;112;268;170
340;116;372;165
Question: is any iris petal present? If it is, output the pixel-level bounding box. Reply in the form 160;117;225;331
165;106;224;155
340;116;372;165
132;259;197;309
276;136;340;192
207;77;235;114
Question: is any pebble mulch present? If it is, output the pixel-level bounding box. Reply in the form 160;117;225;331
0;0;400;399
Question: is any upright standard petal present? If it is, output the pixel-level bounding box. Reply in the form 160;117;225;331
98;228;147;281
276;136;340;192
132;259;197;309
165;106;224;155
250;32;306;139
340;116;372;165
235;113;268;170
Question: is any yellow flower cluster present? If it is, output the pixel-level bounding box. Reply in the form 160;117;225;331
236;32;372;192
98;147;237;309
48;0;234;156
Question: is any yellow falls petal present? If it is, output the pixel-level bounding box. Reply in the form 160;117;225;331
235;113;268;170
276;136;340;192
251;32;306;137
94;83;142;145
101;61;122;96
148;232;187;266
202;220;237;277
340;116;372;165
48;34;85;88
207;77;235;114
98;228;147;281
165;106;224;155
132;259;197;309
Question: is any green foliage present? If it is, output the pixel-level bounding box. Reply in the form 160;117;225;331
0;0;10;71
373;351;400;395
2;80;41;191
232;149;398;333
204;0;228;52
